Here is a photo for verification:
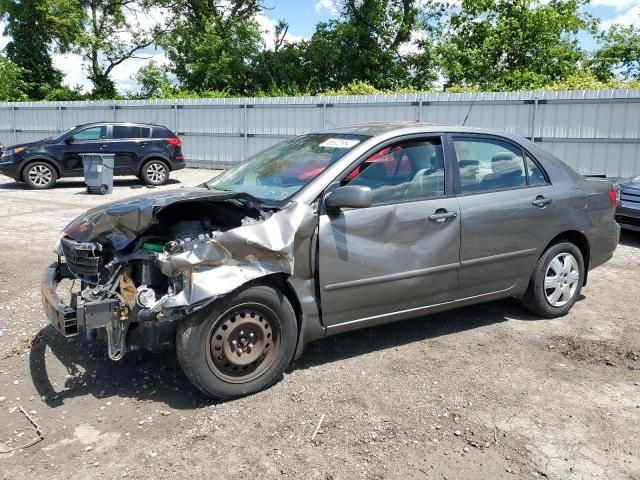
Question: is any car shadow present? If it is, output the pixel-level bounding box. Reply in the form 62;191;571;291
29;298;539;407
619;229;640;248
0;178;181;191
295;298;540;371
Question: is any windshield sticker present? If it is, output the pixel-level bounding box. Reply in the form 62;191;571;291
319;138;361;149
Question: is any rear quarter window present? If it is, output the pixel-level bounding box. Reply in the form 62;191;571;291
152;128;174;138
113;126;142;139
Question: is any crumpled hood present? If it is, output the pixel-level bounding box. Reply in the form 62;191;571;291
63;187;260;250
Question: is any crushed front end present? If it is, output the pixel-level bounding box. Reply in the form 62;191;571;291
41;187;313;361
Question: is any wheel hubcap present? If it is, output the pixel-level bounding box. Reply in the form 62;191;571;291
146;163;166;183
544;253;579;307
28;165;53;186
206;305;280;383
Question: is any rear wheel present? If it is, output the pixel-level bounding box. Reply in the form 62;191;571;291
140;159;169;186
176;285;297;399
23;161;57;189
520;241;584;318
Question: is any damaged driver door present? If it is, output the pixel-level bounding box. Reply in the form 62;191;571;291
317;136;461;331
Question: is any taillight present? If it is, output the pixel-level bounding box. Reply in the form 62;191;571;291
608;185;620;207
165;137;181;146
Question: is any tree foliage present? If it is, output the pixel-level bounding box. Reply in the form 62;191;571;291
0;55;28;101
434;0;596;91
592;24;640;81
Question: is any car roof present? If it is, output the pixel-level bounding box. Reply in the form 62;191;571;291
318;121;506;137
73;122;169;129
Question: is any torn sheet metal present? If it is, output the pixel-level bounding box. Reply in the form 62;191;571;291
159;201;316;310
63;187;262;250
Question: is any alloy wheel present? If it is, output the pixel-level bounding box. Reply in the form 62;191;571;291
28;164;53;187
146;162;167;184
544;253;580;307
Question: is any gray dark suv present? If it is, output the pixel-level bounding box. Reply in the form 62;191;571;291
0;122;185;189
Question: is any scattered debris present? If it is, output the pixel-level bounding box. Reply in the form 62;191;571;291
0;407;45;454
311;413;326;441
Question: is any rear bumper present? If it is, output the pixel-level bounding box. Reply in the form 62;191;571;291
169;159;186;171
615;206;640;232
583;221;621;271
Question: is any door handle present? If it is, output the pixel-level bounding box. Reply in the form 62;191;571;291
428;210;457;223
141;142;148;147
532;195;553;208
99;144;108;150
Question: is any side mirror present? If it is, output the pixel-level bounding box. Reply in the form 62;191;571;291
64;137;74;144
324;185;372;211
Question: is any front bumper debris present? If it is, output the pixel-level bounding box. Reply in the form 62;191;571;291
41;262;79;336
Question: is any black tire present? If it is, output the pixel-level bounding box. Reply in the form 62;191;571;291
22;161;58;189
520;241;585;318
176;285;298;400
140;159;169;186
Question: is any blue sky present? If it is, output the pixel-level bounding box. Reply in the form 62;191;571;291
4;0;639;93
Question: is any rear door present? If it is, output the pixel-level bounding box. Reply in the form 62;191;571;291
451;135;558;297
61;125;108;174
317;135;461;330
110;125;150;174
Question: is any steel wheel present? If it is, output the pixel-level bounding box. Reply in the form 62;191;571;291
544;252;580;307
205;304;281;384
144;161;167;184
28;164;54;187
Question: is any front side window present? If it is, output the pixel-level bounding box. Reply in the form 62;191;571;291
206;133;368;205
71;126;106;142
344;138;445;205
453;137;526;193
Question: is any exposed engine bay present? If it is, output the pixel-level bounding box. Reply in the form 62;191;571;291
43;188;315;361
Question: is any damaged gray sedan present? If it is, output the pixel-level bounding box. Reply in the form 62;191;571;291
42;123;620;399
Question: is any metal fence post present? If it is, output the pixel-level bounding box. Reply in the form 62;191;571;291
322;102;327;129
418;99;423;122
58;105;63;132
530;96;539;143
11;106;16;145
243;103;248;163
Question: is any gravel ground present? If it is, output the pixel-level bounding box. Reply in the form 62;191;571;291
0;169;638;480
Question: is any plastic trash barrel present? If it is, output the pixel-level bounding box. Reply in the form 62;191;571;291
82;153;115;194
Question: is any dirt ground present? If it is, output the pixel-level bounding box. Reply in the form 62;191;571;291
0;169;638;480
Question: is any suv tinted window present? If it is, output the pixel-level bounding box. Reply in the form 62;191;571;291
453;137;526;193
344;138;445;205
113;126;142;139
71;126;106;141
152;127;173;138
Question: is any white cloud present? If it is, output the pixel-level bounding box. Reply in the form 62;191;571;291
598;2;640;29
314;0;340;16
256;12;307;49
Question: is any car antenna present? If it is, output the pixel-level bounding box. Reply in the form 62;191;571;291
462;90;480;126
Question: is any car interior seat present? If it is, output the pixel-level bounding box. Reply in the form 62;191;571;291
480;152;526;190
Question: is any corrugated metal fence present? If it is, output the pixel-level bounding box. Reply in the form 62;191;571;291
1;89;639;177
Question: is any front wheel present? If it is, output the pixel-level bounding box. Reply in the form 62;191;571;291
176;285;298;399
23;161;58;189
520;241;585;318
140;159;169;186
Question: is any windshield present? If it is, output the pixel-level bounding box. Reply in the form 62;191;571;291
205;133;369;204
51;127;76;141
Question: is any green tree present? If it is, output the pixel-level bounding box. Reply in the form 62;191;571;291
68;0;163;98
0;0;69;99
134;60;174;97
0;55;28;100
158;0;263;94
304;0;431;92
435;0;596;91
592;23;640;80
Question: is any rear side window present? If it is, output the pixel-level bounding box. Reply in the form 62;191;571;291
453;137;526;193
526;154;548;185
113;126;143;139
71;126;106;141
152;127;173;138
